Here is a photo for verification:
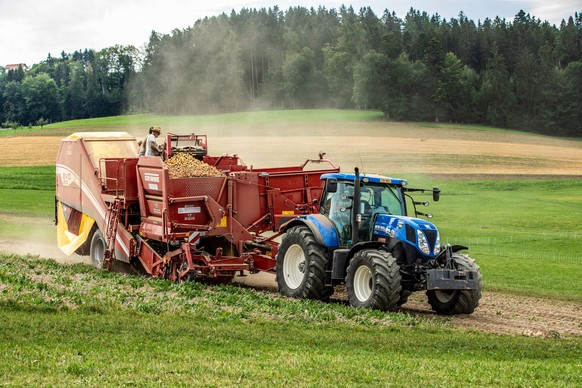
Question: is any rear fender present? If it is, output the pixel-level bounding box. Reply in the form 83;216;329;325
280;214;339;248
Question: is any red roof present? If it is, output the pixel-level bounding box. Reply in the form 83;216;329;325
4;64;28;71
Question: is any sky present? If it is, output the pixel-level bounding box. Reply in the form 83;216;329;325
0;0;579;67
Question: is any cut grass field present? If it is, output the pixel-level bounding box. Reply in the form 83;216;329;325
1;256;580;386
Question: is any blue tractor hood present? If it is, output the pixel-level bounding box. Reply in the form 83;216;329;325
373;214;441;258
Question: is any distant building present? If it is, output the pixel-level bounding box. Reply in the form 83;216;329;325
4;63;29;72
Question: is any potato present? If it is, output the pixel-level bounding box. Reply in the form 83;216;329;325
165;153;223;178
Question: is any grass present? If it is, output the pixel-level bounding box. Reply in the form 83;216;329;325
406;176;582;301
0;255;580;386
0;109;386;137
0;166;55;217
417;122;512;133
2;112;581;385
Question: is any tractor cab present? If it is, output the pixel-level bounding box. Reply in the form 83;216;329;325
318;170;442;262
319;172;407;245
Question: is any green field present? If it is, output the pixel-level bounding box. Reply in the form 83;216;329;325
0;256;580;386
0;109;387;137
406;176;582;301
0;111;581;385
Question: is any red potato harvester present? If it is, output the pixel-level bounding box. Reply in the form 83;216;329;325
55;132;339;283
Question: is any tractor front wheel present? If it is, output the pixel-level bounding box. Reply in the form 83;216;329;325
89;229;106;270
427;253;482;315
276;226;333;300
346;249;402;311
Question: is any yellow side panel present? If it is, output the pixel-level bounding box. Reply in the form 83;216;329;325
56;202;95;256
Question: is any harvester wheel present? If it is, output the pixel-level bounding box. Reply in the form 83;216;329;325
276;226;333;300
89;229;106;270
346;249;402;311
427;253;482;315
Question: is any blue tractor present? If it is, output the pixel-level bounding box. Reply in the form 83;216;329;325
276;168;482;314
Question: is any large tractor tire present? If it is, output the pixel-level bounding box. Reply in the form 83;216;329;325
276;226;333;300
346;249;402;311
427;253;482;315
89;229;106;270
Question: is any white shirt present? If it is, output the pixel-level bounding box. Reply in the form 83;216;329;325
144;133;159;156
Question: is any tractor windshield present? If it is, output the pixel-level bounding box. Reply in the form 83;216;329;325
359;182;405;217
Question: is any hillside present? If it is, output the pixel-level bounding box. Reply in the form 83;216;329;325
1;112;582;176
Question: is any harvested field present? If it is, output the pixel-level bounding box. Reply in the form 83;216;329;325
2;122;582;177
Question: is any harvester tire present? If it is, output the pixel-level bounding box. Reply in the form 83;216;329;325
427;253;482;315
276;226;333;300
346;249;402;311
89;229;106;270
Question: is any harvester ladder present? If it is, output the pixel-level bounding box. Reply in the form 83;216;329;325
104;198;122;269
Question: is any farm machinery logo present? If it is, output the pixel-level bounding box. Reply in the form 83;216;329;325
144;172;160;191
374;223;395;237
56;165;79;187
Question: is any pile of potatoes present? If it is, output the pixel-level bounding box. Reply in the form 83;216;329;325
165;153;223;178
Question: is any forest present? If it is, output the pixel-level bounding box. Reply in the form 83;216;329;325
1;6;581;136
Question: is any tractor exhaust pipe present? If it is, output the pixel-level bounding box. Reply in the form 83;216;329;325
351;167;361;246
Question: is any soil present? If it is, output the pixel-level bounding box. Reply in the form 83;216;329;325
1;122;581;337
233;272;582;337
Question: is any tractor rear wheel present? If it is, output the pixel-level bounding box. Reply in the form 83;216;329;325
427;253;482;315
89;229;106;270
276;226;333;300
346;249;402;311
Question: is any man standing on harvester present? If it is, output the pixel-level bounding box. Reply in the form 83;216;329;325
144;126;164;156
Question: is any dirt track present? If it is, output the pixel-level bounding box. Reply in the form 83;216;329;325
233;272;582;337
1;122;581;337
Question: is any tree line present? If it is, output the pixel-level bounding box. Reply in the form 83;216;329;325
1;6;581;136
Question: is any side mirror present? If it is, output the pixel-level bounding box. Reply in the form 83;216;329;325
433;187;440;202
326;178;338;193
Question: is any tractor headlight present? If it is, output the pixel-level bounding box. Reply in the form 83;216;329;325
433;233;441;255
417;230;430;255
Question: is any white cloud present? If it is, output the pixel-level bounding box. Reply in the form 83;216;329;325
528;0;580;24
